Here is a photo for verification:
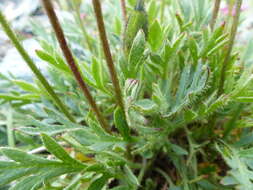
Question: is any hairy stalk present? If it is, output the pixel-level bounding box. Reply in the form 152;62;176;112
208;0;243;137
0;11;75;122
92;0;125;111
227;0;235;24
70;1;94;52
6;108;14;147
210;0;221;30
42;0;110;133
120;0;127;24
217;0;242;96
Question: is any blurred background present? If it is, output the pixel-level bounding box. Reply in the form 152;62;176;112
0;0;253;79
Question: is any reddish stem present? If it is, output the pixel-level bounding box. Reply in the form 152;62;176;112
42;0;110;133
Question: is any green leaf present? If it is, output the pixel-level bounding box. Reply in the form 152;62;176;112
235;97;253;102
134;99;158;114
128;30;146;77
1;148;58;164
123;6;148;55
41;133;84;166
124;165;139;186
36;50;70;73
188;37;198;63
164;33;185;63
87;174;110;190
148;0;158;23
239;148;253;158
12;80;40;94
170;144;188;156
9;175;45;190
148;20;163;51
44;108;80;128
114;16;122;35
184;110;197;122
164;63;210;117
114;107;131;141
18;114;82;136
0;168;34;187
19;125;82;136
91;57;105;90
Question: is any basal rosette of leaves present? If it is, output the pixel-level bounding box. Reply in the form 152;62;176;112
0;0;253;189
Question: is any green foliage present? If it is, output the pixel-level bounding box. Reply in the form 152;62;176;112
0;0;252;189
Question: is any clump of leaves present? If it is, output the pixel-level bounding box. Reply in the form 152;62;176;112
0;0;253;189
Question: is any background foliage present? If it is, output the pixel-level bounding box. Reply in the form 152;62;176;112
0;0;253;189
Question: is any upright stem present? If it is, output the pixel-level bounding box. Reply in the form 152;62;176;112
210;0;221;30
217;0;242;96
92;0;125;111
120;0;127;24
0;11;75;123
208;0;243;138
70;1;93;52
42;0;110;133
6;108;14;147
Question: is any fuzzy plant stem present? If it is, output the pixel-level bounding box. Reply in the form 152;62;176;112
6;108;14;147
120;0;127;24
210;0;221;30
42;0;111;133
70;1;93;52
217;0;243;96
92;0;125;111
0;11;75;123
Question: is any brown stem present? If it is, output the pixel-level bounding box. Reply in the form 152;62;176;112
120;0;127;24
41;0;110;133
210;0;221;30
217;0;242;96
92;0;125;111
208;0;243;138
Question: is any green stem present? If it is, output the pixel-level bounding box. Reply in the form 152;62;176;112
210;0;221;30
0;11;75;123
227;0;235;25
70;1;94;52
217;0;242;96
42;0;111;133
6;108;14;147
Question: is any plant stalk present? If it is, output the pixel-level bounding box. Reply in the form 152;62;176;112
70;1;94;52
208;0;242;137
42;0;111;133
6;108;14;147
91;0;125;111
210;0;221;30
120;0;127;24
217;0;242;96
0;11;75;123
